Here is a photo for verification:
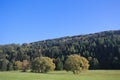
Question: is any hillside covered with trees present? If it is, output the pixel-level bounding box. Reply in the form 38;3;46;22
0;30;120;71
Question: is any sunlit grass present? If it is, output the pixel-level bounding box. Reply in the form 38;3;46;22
0;70;120;80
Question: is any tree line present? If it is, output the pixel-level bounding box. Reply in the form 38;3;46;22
0;30;120;71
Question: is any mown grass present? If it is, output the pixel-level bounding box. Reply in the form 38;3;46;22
0;70;120;80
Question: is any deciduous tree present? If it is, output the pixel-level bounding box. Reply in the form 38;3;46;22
15;61;22;70
64;54;89;74
31;57;55;73
22;60;29;72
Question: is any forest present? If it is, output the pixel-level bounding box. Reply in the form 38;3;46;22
0;30;120;71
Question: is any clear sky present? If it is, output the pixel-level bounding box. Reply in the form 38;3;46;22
0;0;120;44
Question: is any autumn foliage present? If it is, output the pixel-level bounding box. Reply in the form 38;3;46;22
64;54;89;74
31;57;55;73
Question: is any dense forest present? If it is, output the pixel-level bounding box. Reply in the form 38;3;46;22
0;30;120;71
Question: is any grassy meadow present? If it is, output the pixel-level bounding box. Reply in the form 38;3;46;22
0;70;120;80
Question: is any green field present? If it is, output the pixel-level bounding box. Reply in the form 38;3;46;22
0;70;120;80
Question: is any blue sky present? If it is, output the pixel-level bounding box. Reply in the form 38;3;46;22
0;0;120;44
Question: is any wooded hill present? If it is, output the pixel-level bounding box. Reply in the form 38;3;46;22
0;30;120;71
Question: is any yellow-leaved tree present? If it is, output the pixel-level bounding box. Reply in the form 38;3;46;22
31;57;55;73
64;54;89;74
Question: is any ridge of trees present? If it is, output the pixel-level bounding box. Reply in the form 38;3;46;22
0;30;120;71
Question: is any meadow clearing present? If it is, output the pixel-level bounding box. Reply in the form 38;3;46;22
0;70;120;80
